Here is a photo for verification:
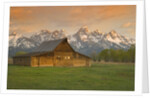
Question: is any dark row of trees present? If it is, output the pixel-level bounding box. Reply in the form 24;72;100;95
91;45;135;63
15;51;27;56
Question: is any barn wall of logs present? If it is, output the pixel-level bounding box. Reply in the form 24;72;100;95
13;57;31;66
14;52;91;67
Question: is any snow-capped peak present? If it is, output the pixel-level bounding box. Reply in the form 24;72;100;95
103;30;135;46
9;31;38;50
94;29;101;33
92;29;105;35
60;29;65;32
109;30;118;37
9;31;17;36
9;32;22;37
30;29;67;44
41;29;51;34
77;26;89;34
9;32;23;47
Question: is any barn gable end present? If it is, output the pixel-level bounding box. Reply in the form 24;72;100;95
54;38;75;52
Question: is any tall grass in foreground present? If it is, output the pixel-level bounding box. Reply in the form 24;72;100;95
7;63;134;91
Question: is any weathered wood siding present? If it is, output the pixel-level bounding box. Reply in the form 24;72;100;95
31;52;54;67
13;57;31;66
39;56;53;67
54;52;73;66
54;40;74;52
53;40;74;66
31;57;39;67
73;53;91;67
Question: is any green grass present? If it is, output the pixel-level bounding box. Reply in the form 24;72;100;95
7;63;135;91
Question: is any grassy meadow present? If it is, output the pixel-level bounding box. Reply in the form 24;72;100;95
7;63;135;91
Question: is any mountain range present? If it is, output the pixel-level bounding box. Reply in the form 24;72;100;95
9;26;135;57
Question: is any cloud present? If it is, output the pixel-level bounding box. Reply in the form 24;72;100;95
9;6;136;37
121;22;135;28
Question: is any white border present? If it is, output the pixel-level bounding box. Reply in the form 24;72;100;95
1;0;144;95
146;0;150;93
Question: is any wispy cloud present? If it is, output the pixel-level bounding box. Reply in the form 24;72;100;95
9;5;136;38
121;22;135;28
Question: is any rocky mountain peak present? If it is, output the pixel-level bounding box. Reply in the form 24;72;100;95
9;31;17;36
92;29;105;35
77;26;89;34
9;31;22;37
60;29;65;32
109;30;118;37
9;31;23;42
40;29;51;34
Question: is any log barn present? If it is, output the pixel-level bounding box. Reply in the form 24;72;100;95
13;38;91;67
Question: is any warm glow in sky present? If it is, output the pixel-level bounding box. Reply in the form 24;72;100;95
9;5;136;38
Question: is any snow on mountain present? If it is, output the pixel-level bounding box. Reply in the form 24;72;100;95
30;29;67;44
68;27;107;55
16;37;38;49
9;32;23;47
8;27;135;57
9;32;37;48
68;26;104;43
9;32;38;57
104;30;121;44
104;30;135;49
68;27;135;55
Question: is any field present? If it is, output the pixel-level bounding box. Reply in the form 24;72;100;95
7;63;135;91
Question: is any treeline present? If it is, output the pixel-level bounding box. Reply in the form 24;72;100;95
91;45;135;63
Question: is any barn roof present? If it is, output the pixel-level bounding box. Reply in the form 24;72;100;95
34;38;66;52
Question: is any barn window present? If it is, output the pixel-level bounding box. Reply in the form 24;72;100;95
68;56;70;59
64;56;71;60
64;56;67;59
56;56;61;60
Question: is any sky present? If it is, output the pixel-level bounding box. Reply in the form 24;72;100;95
9;5;136;38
